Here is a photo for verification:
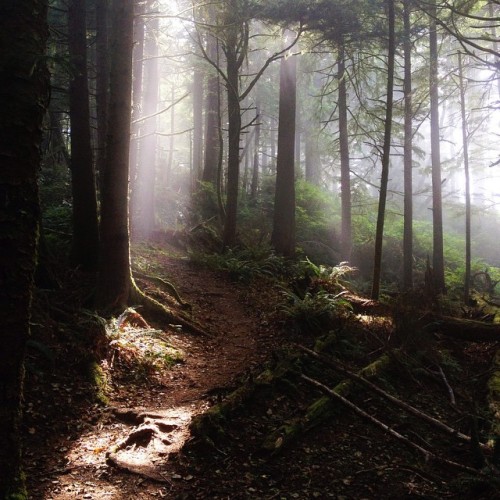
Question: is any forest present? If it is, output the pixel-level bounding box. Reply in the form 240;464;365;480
1;0;500;498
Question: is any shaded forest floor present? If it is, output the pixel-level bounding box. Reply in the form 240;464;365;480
22;243;500;499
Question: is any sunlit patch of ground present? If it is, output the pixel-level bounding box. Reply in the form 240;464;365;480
42;405;196;499
356;313;393;329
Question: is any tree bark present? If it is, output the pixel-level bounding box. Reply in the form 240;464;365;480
429;0;446;293
458;51;471;305
97;0;135;309
403;0;413;290
136;6;159;239
68;0;100;271
95;0;109;194
192;66;204;183
222;27;243;248
250;105;261;200
371;0;395;300
0;1;49;496
202;32;220;185
271;52;297;257
338;40;352;262
129;2;145;234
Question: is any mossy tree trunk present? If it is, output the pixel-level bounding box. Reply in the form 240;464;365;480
97;0;135;310
271;50;297;258
0;1;49;496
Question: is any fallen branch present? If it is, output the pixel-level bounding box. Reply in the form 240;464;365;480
297;344;489;452
261;353;392;453
437;364;456;406
301;374;481;476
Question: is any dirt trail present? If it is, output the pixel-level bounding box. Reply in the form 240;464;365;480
24;256;282;499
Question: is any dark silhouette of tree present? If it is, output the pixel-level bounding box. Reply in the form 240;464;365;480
68;0;100;270
371;0;395;300
272;51;297;257
403;0;413;290
95;0;109;194
338;39;352;262
129;1;145;233
97;0;135;309
458;51;471;304
202;14;221;186
0;1;49;496
136;3;160;239
429;0;446;293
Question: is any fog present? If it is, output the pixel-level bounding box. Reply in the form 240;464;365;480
128;0;500;273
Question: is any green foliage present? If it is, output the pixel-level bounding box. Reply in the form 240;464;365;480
280;261;355;334
295;180;340;264
281;288;352;334
190;245;288;282
106;321;184;382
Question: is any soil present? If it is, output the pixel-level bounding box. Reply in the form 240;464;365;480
22;246;500;499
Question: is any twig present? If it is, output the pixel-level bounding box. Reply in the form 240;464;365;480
436;364;456;405
301;374;481;476
297;344;489;452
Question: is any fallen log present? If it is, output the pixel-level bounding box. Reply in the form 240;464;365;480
301;374;481;476
424;315;500;342
261;353;392;453
188;355;299;447
297;344;489;452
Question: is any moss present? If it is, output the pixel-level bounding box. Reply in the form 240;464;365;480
87;361;109;405
5;470;28;500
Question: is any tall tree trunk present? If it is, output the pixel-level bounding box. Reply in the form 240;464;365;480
429;0;446;293
193;67;204;182
458;51;471;305
166;85;175;187
137;7;159;239
338;40;352;262
95;0;109;189
304;127;320;185
97;0;135;309
222;38;242;248
129;2;145;234
270;118;277;174
403;0;413;290
250;105;261;200
202;33;220;185
68;0;100;271
272;53;297;257
0;1;49;496
371;0;395;300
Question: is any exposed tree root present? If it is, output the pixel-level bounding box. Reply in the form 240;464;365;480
106;407;191;483
132;269;191;309
129;281;210;337
261;353;392;453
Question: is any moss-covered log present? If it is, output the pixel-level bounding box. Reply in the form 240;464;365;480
425;315;500;342
261;353;392;453
188;356;299;447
